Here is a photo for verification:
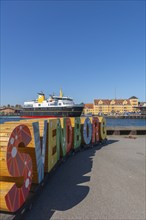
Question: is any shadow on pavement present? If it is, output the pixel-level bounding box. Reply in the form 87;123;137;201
19;140;117;220
106;139;119;145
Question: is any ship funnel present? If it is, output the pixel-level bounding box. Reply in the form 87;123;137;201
38;92;45;103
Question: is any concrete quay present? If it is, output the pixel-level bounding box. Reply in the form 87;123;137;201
106;115;146;119
107;126;146;135
1;136;145;220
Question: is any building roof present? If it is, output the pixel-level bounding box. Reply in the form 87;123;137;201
0;107;15;111
94;99;131;105
94;99;110;105
84;103;93;109
114;99;131;105
129;96;138;99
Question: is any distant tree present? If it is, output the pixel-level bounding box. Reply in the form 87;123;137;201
15;104;22;109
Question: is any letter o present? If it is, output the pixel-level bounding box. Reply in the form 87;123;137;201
83;117;92;145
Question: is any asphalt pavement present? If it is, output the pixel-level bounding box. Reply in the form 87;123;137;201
3;135;146;220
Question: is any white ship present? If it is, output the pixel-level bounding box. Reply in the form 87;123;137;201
20;89;84;118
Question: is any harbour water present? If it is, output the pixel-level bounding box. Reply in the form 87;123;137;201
106;117;146;127
0;116;145;126
0;116;24;124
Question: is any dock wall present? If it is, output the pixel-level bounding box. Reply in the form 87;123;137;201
107;126;146;135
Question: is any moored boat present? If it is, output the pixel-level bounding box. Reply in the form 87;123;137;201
20;90;84;118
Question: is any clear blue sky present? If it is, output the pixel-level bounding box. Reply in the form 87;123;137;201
1;0;145;106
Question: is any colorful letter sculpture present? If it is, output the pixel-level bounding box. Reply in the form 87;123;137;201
0;116;107;212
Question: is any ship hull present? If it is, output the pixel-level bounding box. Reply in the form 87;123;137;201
20;106;84;118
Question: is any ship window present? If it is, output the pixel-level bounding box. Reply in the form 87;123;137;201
38;104;41;106
59;103;61;105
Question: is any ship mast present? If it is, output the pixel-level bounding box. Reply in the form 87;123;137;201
60;88;63;98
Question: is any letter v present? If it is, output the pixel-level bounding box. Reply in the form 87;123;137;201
32;120;47;183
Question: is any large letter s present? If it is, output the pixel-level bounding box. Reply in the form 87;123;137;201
0;124;32;212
